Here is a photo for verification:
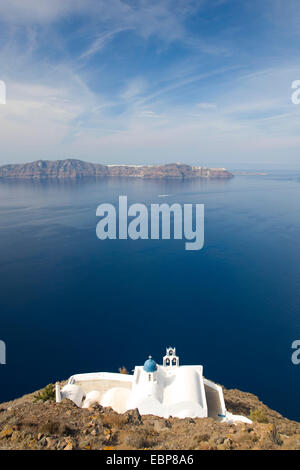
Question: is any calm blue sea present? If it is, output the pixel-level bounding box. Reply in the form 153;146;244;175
0;173;299;421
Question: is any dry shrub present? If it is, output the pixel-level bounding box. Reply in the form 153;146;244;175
249;409;269;423
124;430;153;449
39;421;74;436
102;413;126;428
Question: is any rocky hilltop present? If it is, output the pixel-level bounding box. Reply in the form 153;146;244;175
0;384;299;450
0;159;233;180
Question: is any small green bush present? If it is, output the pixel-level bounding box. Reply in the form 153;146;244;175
249;408;269;423
33;384;55;403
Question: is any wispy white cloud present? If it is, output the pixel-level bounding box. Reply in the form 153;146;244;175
196;102;217;110
135;66;239;106
80;28;129;59
1;61;300;168
0;1;300;168
0;0;78;24
121;77;148;101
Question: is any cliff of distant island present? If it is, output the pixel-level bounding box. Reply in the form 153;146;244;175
0;159;233;180
0;384;299;450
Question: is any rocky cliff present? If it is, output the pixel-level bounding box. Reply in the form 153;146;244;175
0;159;233;179
0;384;299;450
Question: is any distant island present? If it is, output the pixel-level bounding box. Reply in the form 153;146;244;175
0;159;233;180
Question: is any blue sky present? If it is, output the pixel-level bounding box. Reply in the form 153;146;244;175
0;0;300;169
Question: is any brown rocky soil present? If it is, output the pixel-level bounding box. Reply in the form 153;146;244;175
0;385;299;450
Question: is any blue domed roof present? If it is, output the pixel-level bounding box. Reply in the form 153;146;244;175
143;356;157;373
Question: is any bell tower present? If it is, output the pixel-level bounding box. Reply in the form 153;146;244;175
163;347;179;368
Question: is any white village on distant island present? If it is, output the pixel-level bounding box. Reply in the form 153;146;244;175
55;347;251;424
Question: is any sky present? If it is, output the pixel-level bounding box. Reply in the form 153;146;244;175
0;0;300;169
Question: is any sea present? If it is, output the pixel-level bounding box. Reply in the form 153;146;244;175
0;172;299;421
